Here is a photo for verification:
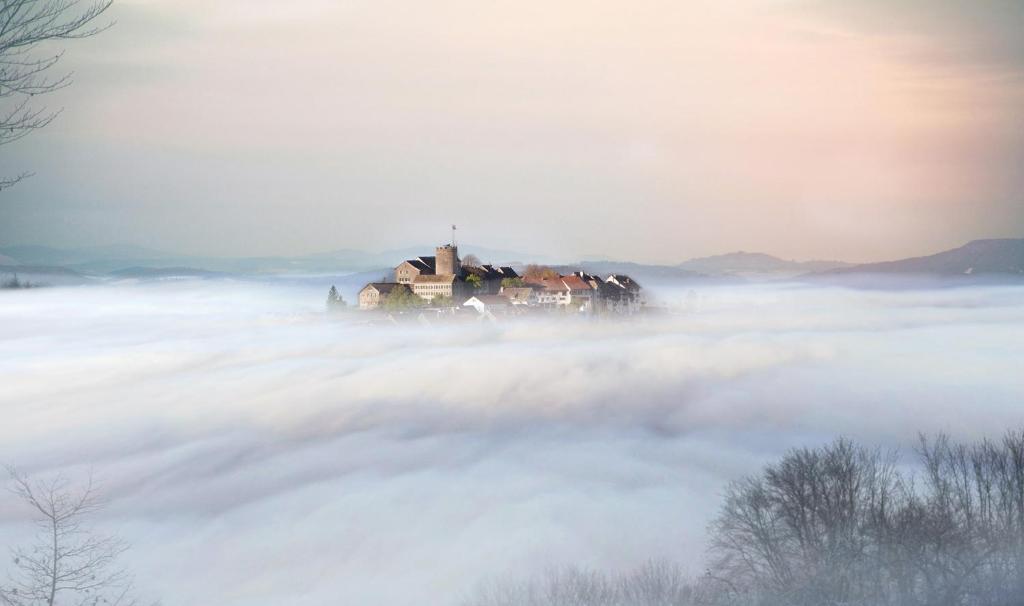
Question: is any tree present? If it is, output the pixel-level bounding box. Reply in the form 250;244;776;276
523;265;558;280
464;561;698;606
462;254;481;268
1;467;139;606
431;294;454;308
465;274;482;290
381;286;424;311
704;433;1024;606
500;277;525;288
326;285;345;312
1;0;114;190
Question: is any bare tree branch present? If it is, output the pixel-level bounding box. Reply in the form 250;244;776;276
0;0;113;190
0;465;139;606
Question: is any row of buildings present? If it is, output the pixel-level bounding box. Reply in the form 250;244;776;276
357;244;644;315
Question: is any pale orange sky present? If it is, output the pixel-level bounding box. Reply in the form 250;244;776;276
1;0;1022;263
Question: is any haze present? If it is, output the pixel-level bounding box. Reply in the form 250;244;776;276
1;0;1022;263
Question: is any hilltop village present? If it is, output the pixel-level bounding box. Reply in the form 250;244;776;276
356;243;644;318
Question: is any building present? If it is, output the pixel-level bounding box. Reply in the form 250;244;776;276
462;264;520;294
523;275;575;307
598;274;644;314
463;294;510;315
358;282;410;310
560;274;596;311
395;257;436;284
435;244;461;276
356;233;643;316
411;273;459;302
500;286;538;306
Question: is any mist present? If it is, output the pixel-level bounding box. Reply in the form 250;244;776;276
1;279;1022;605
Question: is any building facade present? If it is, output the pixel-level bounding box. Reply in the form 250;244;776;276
358;282;410;310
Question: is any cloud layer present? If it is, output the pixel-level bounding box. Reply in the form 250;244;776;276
0;279;1022;604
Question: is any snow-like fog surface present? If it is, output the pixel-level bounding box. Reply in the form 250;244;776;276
1;280;1022;605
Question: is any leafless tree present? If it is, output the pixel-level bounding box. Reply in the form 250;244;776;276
705;433;1024;606
0;466;138;606
462;254;482;268
523;265;559;280
0;0;113;190
466;431;1024;606
464;562;698;606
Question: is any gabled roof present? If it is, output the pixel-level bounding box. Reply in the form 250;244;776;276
400;256;436;273
466;265;509;280
413;273;456;284
607;274;641;291
523;276;567;291
560;275;593;291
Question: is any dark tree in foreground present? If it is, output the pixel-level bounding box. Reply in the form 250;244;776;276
468;431;1024;606
706;433;1024;606
0;0;113;190
0;467;140;606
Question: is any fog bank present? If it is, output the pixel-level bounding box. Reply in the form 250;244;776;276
0;280;1021;605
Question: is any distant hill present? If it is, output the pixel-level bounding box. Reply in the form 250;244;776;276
0;243;548;275
0;264;94;286
0;244;172;267
679;251;850;277
108;266;227;279
823;239;1024;277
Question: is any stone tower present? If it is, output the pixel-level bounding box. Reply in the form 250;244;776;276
435;244;460;276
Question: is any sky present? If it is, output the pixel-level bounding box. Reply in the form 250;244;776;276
1;279;1022;605
0;0;1022;263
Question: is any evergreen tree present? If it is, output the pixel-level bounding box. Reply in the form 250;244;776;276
326;285;346;311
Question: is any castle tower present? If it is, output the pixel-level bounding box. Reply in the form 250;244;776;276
435;244;460;276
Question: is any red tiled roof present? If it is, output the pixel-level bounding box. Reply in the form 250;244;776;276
560;275;593;291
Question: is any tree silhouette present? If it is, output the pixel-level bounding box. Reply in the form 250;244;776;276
1;466;141;606
1;0;114;191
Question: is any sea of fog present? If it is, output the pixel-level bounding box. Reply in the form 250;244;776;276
1;278;1022;605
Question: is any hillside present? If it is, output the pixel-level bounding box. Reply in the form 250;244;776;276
825;239;1024;277
679;251;850;277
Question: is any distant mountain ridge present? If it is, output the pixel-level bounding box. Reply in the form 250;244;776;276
0;243;550;275
822;239;1024;277
3;239;1022;284
679;251;850;277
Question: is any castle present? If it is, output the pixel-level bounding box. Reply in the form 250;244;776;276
357;238;643;316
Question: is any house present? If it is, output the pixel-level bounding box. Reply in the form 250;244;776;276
524;276;570;306
463;294;510;315
560;274;596;311
599;274;644;314
358;282;410;310
500;286;538;306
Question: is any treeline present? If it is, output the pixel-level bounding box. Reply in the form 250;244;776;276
465;431;1024;606
1;274;39;289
